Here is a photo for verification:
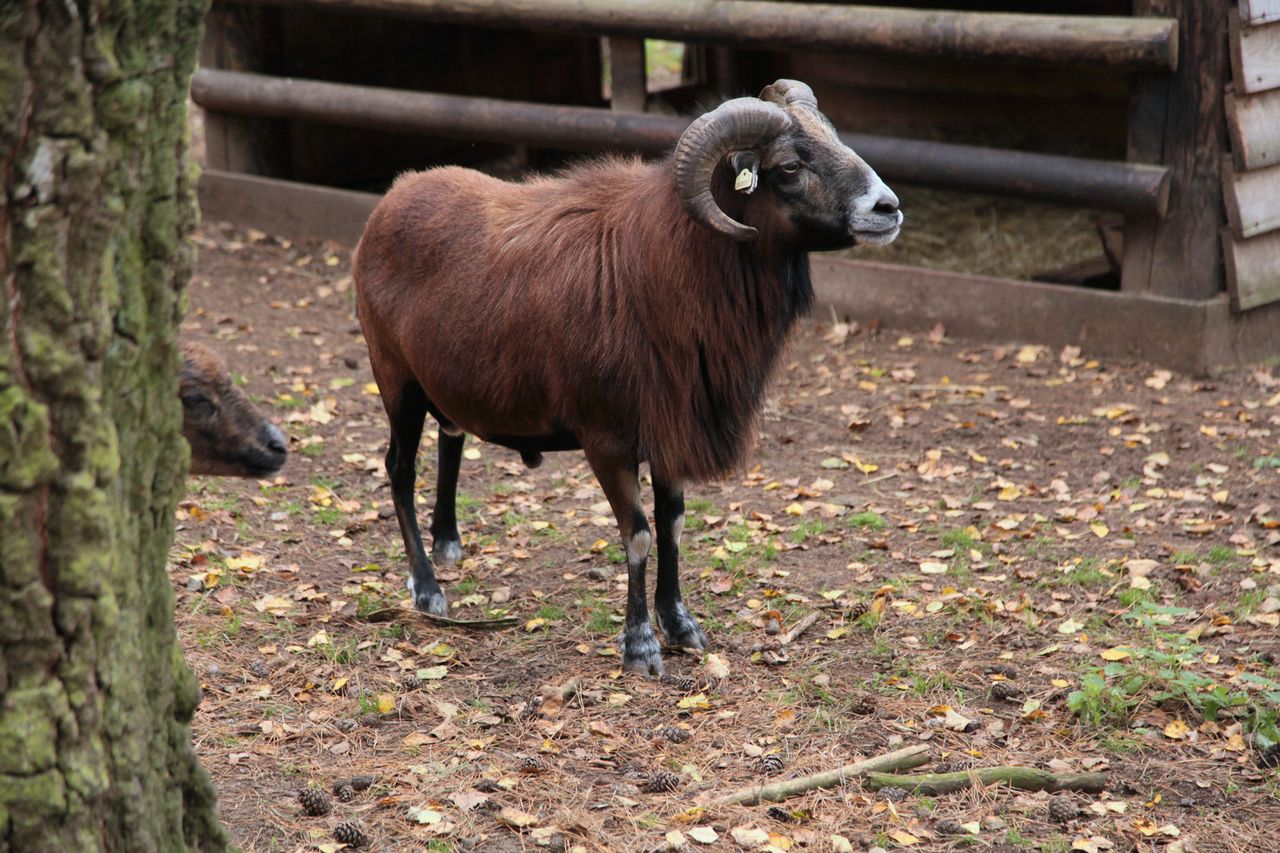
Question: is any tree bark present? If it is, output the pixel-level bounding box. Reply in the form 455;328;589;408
0;0;223;850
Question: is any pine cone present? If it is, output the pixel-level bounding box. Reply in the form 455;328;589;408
758;753;785;776
333;820;369;848
359;712;381;728
1048;795;1078;823
474;778;501;793
248;660;270;679
848;600;869;619
935;818;964;836
640;771;681;793
518;755;547;774
848;692;878;715
660;725;691;744
659;673;698;691
298;787;332;817
334;783;356;803
349;774;376;791
989;681;1020;701
879;786;908;802
335;718;359;734
401;674;423;691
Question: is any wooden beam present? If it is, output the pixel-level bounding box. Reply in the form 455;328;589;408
608;36;647;112
197;169;379;244
1223;227;1280;311
190;69;1171;216
1226;87;1280;170
1121;0;1227;300
1230;8;1280;95
224;0;1180;71
1222;158;1280;239
196;171;1276;374
1241;0;1280;27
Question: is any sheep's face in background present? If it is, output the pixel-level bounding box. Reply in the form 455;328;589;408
675;79;901;252
181;342;288;478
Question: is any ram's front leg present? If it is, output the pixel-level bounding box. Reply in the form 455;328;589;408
654;481;708;651
585;448;663;676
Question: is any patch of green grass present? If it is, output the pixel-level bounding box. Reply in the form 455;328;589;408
320;636;361;666
1039;835;1071;853
1207;545;1237;565
604;543;626;565
272;393;308;410
455;576;480;595
848;511;887;530
1117;586;1156;609
940;528;978;550
580;595;617;635
1254;454;1280;469
1171;550;1198;565
299;441;325;458
202;496;241;512
456;491;483;519
788;519;828;543
313;505;343;526
535;603;567;622
1061;557;1108;588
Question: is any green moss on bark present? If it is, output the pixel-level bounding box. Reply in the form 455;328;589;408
1;0;223;849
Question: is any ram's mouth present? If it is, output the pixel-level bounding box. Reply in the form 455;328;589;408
852;223;900;246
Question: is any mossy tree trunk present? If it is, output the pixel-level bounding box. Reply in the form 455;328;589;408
0;0;224;850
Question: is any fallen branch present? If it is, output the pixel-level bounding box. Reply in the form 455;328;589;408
863;766;1107;796
361;607;518;630
749;611;821;654
705;744;930;807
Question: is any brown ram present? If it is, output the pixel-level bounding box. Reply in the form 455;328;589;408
181;341;288;478
355;80;899;674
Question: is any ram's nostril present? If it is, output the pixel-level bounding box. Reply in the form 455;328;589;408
263;424;288;456
873;198;899;216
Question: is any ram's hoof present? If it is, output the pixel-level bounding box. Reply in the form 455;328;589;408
658;603;709;652
431;538;463;567
407;575;449;616
620;624;664;677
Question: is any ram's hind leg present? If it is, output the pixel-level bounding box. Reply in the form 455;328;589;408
654;481;708;651
585;447;662;676
383;382;448;616
430;430;465;567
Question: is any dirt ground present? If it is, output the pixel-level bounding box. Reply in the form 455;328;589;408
175;222;1280;853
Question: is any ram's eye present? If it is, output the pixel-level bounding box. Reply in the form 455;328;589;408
780;161;803;175
181;393;215;417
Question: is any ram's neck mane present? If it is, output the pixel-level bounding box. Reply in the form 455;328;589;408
583;157;813;483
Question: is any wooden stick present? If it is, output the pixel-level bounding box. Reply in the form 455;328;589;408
360;607;518;630
750;611;822;653
781;611;822;644
705;744;930;807
864;767;1107;795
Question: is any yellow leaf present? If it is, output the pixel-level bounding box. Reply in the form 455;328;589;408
225;553;265;573
1163;719;1190;740
376;693;396;715
1051;678;1070;688
998;485;1022;501
889;830;920;846
363;382;380;395
525;618;547;631
784;503;806;516
677;693;712;711
1100;647;1132;661
826;626;850;640
919;561;948;575
1090;523;1109;538
463;447;482;461
496;807;538;828
306;629;330;647
331;677;348;693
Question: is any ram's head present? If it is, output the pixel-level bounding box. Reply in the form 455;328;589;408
675;79;901;250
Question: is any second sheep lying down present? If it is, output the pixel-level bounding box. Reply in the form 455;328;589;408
355;79;901;675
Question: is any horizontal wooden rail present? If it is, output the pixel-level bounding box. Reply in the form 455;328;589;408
191;69;1170;216
223;0;1179;71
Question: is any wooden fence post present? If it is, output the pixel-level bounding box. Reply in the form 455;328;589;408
1122;0;1227;299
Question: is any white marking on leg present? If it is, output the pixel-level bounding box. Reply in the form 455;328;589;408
406;575;417;596
671;513;685;548
627;528;652;564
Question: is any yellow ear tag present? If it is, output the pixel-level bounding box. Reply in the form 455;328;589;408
734;168;755;193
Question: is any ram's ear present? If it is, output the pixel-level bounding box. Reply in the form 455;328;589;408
729;151;760;194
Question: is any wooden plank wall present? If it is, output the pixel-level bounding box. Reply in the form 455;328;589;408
1225;4;1280;311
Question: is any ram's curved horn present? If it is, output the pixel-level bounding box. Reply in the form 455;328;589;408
673;98;790;241
759;79;818;110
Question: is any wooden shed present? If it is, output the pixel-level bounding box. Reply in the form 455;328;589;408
193;1;1280;373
